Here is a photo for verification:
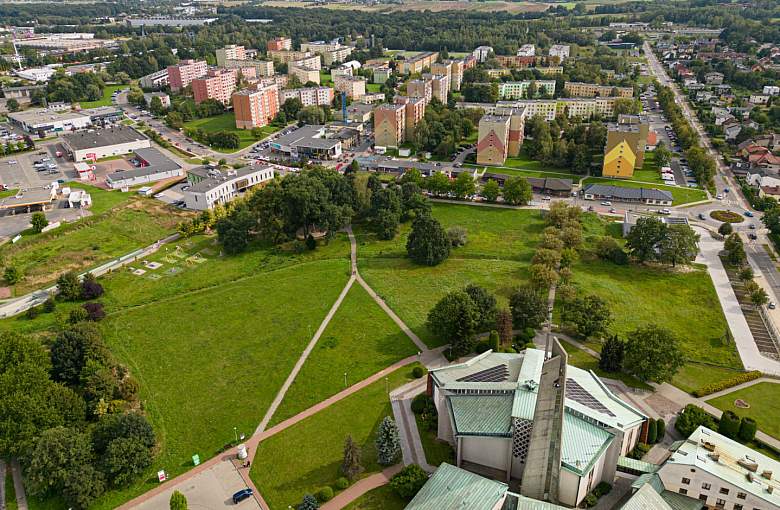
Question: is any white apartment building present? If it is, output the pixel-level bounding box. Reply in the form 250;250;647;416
139;69;169;89
281;86;334;107
549;44;571;61
473;46;493;63
183;165;276;210
333;75;366;98
216;44;246;66
516;44;536;56
763;85;780;96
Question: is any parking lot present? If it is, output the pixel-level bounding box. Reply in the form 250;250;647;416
0;142;72;190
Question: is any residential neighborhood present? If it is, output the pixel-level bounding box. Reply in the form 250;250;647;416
0;1;778;510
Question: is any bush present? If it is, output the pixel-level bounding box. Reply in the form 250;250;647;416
675;404;716;438
43;297;56;313
26;306;39;320
474;340;491;354
411;394;434;415
3;266;21;285
710;210;744;223
593;482;612;498
656;419;666;443
68;306;89;324
57;272;82;301
718;222;733;236
334;477;349;490
738;417;757;442
81;280;104;300
627;442;650;460
692;371;762;397
447;226;468;247
83;302;106;321
582;494;598;507
316;487;333;502
719;410;741;439
390;464;428;500
646;418;657;445
412;366;425;379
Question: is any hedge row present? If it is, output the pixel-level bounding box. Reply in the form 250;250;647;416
692;370;762;397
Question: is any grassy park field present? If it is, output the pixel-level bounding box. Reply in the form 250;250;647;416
251;363;422;509
183;113;278;152
709;382;780;440
79;84;124;109
344;485;407;510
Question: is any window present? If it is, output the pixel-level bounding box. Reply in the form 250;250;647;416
716;499;725;508
679;489;688;495
702;483;712;490
681;478;691;485
738;493;747;500
719;488;729;495
698;494;708;503
734;505;743;510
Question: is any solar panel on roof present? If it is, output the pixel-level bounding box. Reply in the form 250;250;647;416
565;379;615;417
457;364;510;383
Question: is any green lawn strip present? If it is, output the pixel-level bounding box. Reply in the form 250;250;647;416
559;339;652;390
630;150;664;185
85;258;351;510
0;199;185;296
0;188;18;198
183;113;278;152
708;382;780;441
366;83;382;93
465;164;580;180
251;362;422;510
414;414;455;467
571;258;740;369
271;283;420;425
343;484;407;510
582;177;707;205
78;84;124;109
4;463;17;510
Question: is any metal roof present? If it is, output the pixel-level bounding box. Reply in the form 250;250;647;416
62;126;149;151
447;395;513;437
618;456;660;474
659;491;705;510
620;483;674;510
561;412;614;475
631;472;665;493
583;183;673;201
405;463;508;510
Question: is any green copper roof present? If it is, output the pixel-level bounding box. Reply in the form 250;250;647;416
405;463;508;510
447;395;513;437
660;491;706;510
620;483;674;510
618;456;660;474
561;412;614;476
631;473;665;493
501;492;567;509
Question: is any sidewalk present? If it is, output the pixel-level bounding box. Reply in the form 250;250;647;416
320;465;402;510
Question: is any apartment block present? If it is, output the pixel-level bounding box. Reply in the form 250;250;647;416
300;42;353;65
192;68;238;105
476;108;524;165
407;79;432;104
516;44;535;56
497;80;556;100
602;116;649;178
290;65;320;85
548;44;570;61
431;61;452;87
333;75;366;98
373;103;406;148
422;73;449;103
331;65;353;78
216;45;246;67
372;67;392;84
495;55;538;68
281;86;334;107
395;96;426;140
267;36;292;52
268;49;312;63
564;82;634;98
223;58;275;77
167;59;207;92
232;84;280;129
449;59;464;91
472;46;493;63
456;97;620;121
400;51;439;74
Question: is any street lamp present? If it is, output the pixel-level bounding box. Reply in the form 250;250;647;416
233;427;238;443
344;372;347;388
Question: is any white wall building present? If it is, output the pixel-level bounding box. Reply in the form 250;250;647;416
61;126;151;162
549;44;571;61
8;108;92;135
183;165;275;210
517;44;536;57
473;46;493;63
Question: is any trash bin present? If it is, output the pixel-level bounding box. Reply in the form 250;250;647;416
237;443;248;460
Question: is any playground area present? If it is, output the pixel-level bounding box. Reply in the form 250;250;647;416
127;238;217;280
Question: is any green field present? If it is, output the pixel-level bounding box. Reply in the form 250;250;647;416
583;177;707;205
415;414;455;467
709;383;780;440
670;363;746;395
366;83;382;93
251;363;421;510
630;150;664;184
0;192;187;295
79;84;124;109
357;204;547;347
343;484;407;510
271;283;419;425
183;113;279;152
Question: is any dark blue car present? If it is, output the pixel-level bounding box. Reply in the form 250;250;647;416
232;488;253;504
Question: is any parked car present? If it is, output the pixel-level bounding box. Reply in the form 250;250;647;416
659;208;672;215
698;213;706;220
745;211;754;217
749;233;758;240
769;302;776;310
750;224;757;230
600;201;612;206
232;488;253;504
716;194;723;200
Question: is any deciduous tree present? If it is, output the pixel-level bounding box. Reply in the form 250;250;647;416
623;325;684;382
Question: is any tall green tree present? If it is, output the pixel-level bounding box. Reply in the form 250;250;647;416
659;225;700;267
626;217;667;262
599;335;625;373
502;176;532;205
427;290;479;355
623;324;684;382
564;294;612;339
341;435;363;481
481;179;500;202
452;172;476;199
406;214;450;266
509;286;546;331
375;416;401;466
31;212;48;233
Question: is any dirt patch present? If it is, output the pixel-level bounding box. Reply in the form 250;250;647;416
0;286;10;298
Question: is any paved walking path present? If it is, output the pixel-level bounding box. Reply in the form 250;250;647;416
695;227;780;375
0;459;5;510
320;465;403;510
10;460;27;510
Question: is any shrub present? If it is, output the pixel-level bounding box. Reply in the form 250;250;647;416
57;272;82;301
411;394;434;415
582;494;598;507
299;494;319;510
718;222;733;236
627;442;650;460
710;210;744;223
676;404;716;438
646;419;657;444
26;306;39;320
43;297;56;313
656;419;666;443
719;410;741;439
83;302;106;321
3;266;21;285
474;340;491;354
412;366;425;379
68;306;89;324
390;464;428;500
447;227;468;247
738;417;757;442
692;371;762;397
81;280;104;300
593;482;612;498
334;477;349;490
305;234;316;250
316;487;333;502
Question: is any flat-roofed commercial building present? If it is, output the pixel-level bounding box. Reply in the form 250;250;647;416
374;103;406;148
400;51;439;74
167;59;208;92
183;165;275;210
105;147;182;189
232;84;280;129
333;75;366;98
215;45;246;66
270;124;345;160
267;37;292;51
192;68;238;105
564;82;634;98
281;86;334;107
8;107;91;135
62;126;151;162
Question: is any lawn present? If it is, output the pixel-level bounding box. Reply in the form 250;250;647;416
79;84;124;109
582;177;707;205
630;150;664;185
366;83;382;93
560;339;652;390
183;113;279;152
4;464;17;510
343;485;407;510
250;363;422;510
87;257;351;509
270;283;419;425
320;71;333;85
416;414;455;467
357;203;547;347
670;363;746;395
709;382;780;441
0;197;188;295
